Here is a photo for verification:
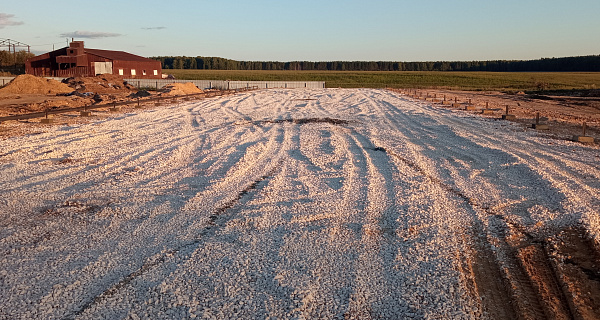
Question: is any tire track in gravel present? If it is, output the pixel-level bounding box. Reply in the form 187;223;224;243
343;130;418;319
72;106;358;319
59;99;295;318
25;94;292;319
384;90;600;209
66;166;283;320
1;102;203;197
362;90;556;319
3;89;597;319
381;89;595;319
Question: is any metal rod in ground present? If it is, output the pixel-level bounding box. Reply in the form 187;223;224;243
583;122;587;136
506;105;509;115
536;112;540;124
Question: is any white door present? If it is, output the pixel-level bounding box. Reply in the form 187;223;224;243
94;62;113;75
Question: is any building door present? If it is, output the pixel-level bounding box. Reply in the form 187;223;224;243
94;62;113;75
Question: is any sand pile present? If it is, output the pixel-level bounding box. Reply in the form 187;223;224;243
0;74;73;96
160;83;203;96
62;74;137;95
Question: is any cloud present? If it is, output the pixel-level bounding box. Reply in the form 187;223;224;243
142;27;166;30
0;13;24;29
59;30;122;39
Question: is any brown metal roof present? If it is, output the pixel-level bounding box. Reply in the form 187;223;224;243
84;48;156;62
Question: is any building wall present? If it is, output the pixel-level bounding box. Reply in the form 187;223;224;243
112;60;162;79
25;48;67;77
26;49;162;78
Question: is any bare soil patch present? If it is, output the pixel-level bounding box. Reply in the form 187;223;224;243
464;223;600;320
159;83;203;96
425;89;600;140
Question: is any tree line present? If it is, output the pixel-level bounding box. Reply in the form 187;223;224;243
0;50;36;74
152;55;600;72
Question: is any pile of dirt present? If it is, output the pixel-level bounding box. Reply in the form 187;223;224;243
0;75;73;96
62;74;137;95
160;82;203;96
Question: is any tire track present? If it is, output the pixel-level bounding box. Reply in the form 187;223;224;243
378;90;591;319
64;165;282;320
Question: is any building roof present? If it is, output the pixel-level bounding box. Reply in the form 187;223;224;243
84;48;156;62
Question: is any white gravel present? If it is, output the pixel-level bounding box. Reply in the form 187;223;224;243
1;88;598;319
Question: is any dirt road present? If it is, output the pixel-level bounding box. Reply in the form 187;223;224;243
1;89;599;319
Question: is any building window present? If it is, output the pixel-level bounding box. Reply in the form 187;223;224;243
131;69;136;76
142;70;147;76
154;70;158;76
118;69;124;76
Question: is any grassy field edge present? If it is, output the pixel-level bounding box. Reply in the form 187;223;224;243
166;70;600;92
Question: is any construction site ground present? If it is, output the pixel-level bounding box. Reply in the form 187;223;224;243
1;87;599;319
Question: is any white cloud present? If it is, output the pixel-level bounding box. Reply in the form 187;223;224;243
0;13;24;29
142;27;166;30
60;31;122;39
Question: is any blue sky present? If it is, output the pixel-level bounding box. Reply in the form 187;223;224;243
2;0;599;62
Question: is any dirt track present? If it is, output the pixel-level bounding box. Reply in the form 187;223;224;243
1;89;599;319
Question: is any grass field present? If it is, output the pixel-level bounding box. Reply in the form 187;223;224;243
166;70;600;92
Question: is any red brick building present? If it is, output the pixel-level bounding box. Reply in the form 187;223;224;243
26;41;162;79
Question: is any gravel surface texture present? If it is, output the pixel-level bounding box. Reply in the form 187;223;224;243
1;89;598;319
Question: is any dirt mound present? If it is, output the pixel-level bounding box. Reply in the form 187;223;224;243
0;74;73;96
160;82;203;96
62;74;137;95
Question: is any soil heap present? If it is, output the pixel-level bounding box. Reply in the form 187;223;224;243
62;74;137;95
160;83;203;96
0;74;73;96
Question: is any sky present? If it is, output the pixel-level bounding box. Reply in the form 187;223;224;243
1;0;599;62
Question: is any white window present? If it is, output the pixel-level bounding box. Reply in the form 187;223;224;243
131;69;136;76
153;70;158;76
118;69;124;76
142;70;147;76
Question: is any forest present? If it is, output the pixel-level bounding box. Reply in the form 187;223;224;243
152;55;600;72
2;50;599;74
